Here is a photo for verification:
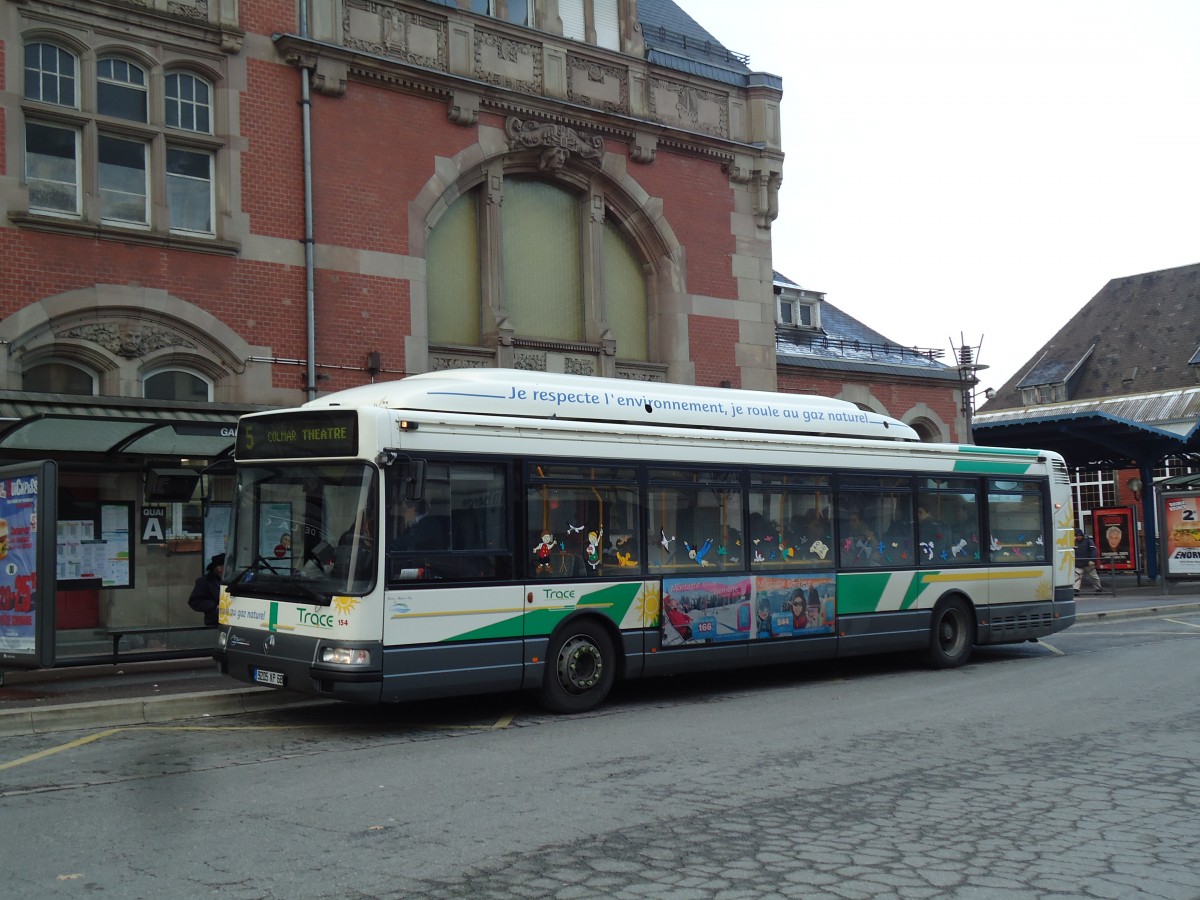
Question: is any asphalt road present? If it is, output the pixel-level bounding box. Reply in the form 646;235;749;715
2;608;1198;898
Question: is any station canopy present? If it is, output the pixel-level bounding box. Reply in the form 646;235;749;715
0;392;269;458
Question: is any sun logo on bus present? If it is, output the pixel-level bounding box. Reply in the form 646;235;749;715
1035;578;1052;601
331;595;359;616
634;583;661;626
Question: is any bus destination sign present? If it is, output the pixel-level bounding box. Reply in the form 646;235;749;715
236;411;358;460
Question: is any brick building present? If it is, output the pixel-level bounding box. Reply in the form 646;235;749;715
773;273;966;443
0;0;789;662
0;0;970;664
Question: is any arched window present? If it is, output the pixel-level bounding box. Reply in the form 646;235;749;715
143;369;211;402
164;71;215;235
23;362;96;395
426;172;650;364
165;72;212;134
96;57;148;122
25;42;77;107
427;190;481;346
603;215;647;360
504;178;583;342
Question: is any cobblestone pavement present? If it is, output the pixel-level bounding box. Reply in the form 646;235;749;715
406;710;1200;900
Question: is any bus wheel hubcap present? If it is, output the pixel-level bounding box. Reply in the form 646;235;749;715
559;637;602;692
940;613;960;650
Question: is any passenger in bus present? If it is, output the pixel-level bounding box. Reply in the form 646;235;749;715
334;513;375;580
395;499;445;551
841;511;880;566
916;502;948;562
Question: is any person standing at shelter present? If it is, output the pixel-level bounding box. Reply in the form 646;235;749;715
188;553;225;627
1074;530;1102;594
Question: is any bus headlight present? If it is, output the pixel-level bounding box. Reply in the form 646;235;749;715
320;646;371;666
216;630;228;651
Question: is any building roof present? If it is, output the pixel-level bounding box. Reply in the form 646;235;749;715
772;272;958;382
974;261;1200;466
638;0;764;87
985;261;1200;408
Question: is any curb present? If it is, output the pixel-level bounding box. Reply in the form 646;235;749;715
0;688;329;737
1075;601;1200;623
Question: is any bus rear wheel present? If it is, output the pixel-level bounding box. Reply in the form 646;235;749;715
539;620;616;713
925;597;974;669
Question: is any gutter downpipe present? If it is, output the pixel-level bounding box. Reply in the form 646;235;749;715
299;1;317;401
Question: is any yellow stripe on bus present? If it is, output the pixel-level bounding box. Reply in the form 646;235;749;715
391;606;529;619
919;569;1046;583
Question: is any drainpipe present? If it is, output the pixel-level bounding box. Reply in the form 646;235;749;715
299;1;317;400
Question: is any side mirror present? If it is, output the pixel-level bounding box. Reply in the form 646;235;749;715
403;459;426;502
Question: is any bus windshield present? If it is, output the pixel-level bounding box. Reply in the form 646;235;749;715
226;462;378;603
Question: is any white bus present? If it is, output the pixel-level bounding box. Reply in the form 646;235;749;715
215;370;1076;712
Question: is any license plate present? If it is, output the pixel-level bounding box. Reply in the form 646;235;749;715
253;668;286;687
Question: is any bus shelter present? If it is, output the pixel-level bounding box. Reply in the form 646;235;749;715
0;393;266;669
973;397;1200;581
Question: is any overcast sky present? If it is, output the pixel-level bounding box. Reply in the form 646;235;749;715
679;0;1200;393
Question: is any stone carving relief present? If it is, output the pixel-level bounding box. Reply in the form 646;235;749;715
648;78;729;138
512;351;547;371
564;357;596;377
505;118;604;172
344;0;445;69
57;323;197;359
166;0;209;21
430;354;491;371
475;31;542;94
566;57;628;114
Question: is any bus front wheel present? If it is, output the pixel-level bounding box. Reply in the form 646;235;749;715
539;620;616;713
925;597;974;669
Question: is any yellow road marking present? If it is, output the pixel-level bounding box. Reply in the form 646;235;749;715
0;728;121;772
1;715;516;770
1038;640;1065;656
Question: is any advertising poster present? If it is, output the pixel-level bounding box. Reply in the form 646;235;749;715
0;460;56;668
661;572;837;646
259;502;294;562
57;504;131;587
1162;492;1200;578
1091;507;1137;572
753;574;836;638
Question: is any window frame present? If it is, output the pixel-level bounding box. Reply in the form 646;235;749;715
426;173;652;364
19;38;223;243
22;360;98;395
142;367;213;402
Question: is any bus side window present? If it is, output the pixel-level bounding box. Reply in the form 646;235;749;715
987;480;1046;562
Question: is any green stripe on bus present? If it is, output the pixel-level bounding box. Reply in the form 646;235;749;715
576;582;642;616
957;446;1041;457
450;613;525;643
449;582;644;644
837;572;894;615
951;460;1035;474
